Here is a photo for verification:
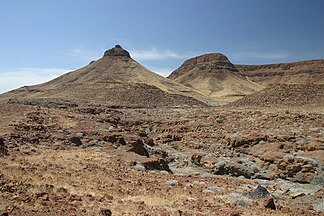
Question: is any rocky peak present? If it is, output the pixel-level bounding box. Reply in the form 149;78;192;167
103;44;131;58
181;53;237;71
168;53;238;79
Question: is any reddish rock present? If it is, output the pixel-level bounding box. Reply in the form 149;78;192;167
261;151;285;163
306;141;323;151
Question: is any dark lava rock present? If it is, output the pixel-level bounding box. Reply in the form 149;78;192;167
248;185;270;198
103;134;126;145
69;137;82;146
100;209;112;216
0;137;8;156
264;197;276;210
127;138;149;157
144;138;155;147
142;158;173;173
104;45;130;58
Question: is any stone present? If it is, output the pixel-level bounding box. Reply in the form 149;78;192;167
248;185;270;198
69;136;82;146
0;137;8;156
261;151;285;163
75;132;84;138
207;186;219;191
142;158;173;173
288;192;305;199
213;160;254;179
311;172;324;185
144;138;155;147
231;131;268;148
294;172;315;183
264;197;276;210
126;137;149;157
203;189;214;193
133;163;146;171
230;211;241;216
167;179;178;186
100;209;112;216
191;154;203;166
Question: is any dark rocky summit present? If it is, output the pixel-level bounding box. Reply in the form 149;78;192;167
104;44;131;58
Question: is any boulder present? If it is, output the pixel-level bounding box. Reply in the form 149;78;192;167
248;185;270;199
0;137;8;156
264;197;276;210
213;160;254;179
142;158;173;173
230;131;268;148
126;136;149;157
69;136;82;146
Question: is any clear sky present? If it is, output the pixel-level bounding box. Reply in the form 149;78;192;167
0;0;323;93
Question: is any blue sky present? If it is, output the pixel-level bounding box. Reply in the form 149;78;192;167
0;0;323;93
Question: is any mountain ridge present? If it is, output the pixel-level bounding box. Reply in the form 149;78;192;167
0;45;210;108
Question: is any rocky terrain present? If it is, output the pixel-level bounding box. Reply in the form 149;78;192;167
168;53;262;103
0;102;323;215
0;46;323;215
229;84;324;111
236;60;324;85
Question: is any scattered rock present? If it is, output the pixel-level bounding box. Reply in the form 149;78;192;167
288;192;305;199
144;138;155;147
264;197;276;210
126;136;149;157
248;185;270;198
142;158;173;173
230;132;268;148
306;141;324;151
311;172;324;185
75;132;84;138
100;209;112;216
0;137;8;156
207;186;219;192
212;160;254;179
133;163;146;171
167;179;178;186
230;211;241;216
69;136;82;146
101;134;127;145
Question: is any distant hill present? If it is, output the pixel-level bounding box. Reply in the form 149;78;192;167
236;59;324;85
228;84;324;110
168;53;262;102
0;45;208;108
